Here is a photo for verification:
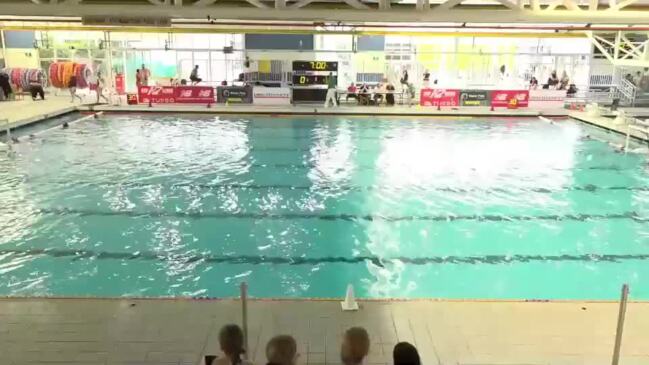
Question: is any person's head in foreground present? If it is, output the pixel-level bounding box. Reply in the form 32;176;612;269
341;327;370;365
392;342;420;365
266;335;297;365
219;324;245;365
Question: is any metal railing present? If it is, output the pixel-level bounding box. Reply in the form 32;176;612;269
613;78;638;106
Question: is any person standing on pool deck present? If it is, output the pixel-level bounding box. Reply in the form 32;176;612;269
141;64;151;86
68;75;83;103
324;72;338;108
95;71;109;104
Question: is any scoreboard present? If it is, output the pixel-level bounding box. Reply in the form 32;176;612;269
292;60;338;104
292;61;338;72
292;74;329;86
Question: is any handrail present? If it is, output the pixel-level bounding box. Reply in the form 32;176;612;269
240;282;249;359
611;284;629;365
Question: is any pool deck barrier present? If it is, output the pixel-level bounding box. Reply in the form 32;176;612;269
1;297;648;365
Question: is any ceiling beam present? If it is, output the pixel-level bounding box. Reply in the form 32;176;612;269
4;3;649;24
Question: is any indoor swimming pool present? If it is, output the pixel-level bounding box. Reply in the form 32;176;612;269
0;114;647;300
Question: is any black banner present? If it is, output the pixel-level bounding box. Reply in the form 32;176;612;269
292;88;327;103
460;90;490;106
216;86;253;103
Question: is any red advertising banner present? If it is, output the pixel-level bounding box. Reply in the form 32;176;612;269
420;88;460;107
138;85;214;104
490;90;529;108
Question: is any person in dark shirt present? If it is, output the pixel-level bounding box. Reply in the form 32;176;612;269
68;75;83;103
547;71;559;89
190;65;202;85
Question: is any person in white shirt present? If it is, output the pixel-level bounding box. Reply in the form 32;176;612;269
324;72;338;108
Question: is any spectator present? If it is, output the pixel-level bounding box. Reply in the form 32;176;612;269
29;73;45;101
341;327;370;365
213;324;251;365
567;84;578;97
529;77;538;90
633;71;642;86
266;335;297;365
385;83;395;106
135;69;142;88
358;84;370;105
346;82;358;101
559;71;569;90
373;82;385;105
190;65;202;85
547;71;559;89
141;64;151;86
423;69;430;82
400;70;408;86
180;79;188;86
393;342;420;365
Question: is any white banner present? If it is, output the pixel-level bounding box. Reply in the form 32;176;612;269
529;89;567;109
253;87;291;105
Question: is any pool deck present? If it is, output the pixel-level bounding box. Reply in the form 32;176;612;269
3;96;649;145
2;297;649;365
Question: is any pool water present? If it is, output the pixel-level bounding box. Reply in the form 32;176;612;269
1;114;648;300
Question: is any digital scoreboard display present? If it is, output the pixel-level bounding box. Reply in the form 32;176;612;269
292;74;329;85
292;61;338;72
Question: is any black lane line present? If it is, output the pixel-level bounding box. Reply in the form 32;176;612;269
3;248;649;266
32;208;649;222
19;181;649;193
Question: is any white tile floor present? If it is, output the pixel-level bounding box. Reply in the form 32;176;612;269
1;298;648;365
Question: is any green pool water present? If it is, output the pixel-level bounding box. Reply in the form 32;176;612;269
0;114;648;300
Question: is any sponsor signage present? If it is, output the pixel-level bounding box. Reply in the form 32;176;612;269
138;86;214;104
491;90;529;108
217;86;253;103
460;90;490;106
529;89;567;108
253;87;291;105
420;88;460;107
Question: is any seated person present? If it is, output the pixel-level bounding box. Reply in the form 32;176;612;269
180;79;188;86
266;335;297;365
385;83;395;106
30;82;45;101
529;77;539;90
357;84;370;105
373;83;385;105
567;84;578;96
346;82;358;101
341;327;370;365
